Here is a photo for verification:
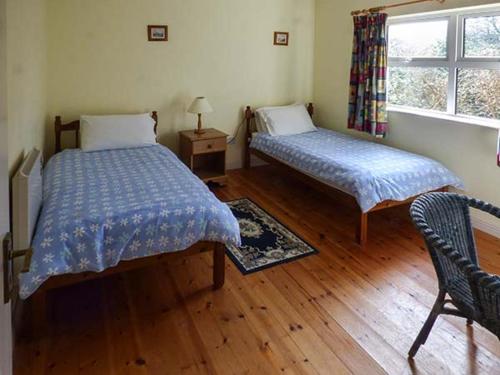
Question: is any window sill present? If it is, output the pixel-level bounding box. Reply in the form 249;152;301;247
387;106;500;130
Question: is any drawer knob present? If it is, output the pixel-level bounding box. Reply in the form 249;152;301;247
207;144;212;149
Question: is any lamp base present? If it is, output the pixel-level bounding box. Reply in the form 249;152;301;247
195;113;206;135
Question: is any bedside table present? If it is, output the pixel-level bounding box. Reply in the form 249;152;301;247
179;128;228;185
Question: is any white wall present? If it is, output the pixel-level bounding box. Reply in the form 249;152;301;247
47;0;315;168
314;0;500;231
7;0;48;174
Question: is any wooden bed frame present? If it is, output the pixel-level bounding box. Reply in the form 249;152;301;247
29;112;226;335
244;103;447;248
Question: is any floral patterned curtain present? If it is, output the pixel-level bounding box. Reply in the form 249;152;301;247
348;13;388;138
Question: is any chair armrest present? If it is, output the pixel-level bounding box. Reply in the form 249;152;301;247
468;198;500;220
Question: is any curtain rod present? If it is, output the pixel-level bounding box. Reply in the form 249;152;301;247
351;0;445;16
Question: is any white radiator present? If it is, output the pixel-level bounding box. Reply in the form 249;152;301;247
12;149;43;251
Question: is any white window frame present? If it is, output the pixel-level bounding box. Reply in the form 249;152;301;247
387;6;500;127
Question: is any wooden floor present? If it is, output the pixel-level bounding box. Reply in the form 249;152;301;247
15;167;500;375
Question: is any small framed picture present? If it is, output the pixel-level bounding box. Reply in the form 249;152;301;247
274;32;289;46
148;25;168;42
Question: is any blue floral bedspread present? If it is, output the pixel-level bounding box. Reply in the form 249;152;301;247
19;145;241;299
251;128;463;212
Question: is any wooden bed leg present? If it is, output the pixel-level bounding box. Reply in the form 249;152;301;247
244;106;253;169
356;212;368;249
243;145;251;169
31;290;48;338
213;243;225;290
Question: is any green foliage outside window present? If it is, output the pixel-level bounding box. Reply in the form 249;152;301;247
388;15;499;120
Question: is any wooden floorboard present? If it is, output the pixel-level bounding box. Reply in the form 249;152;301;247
14;166;500;374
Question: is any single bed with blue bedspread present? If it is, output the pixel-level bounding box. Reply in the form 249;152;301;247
243;102;464;247
19;145;241;299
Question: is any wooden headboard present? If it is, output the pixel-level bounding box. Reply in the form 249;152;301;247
54;111;158;153
243;103;314;168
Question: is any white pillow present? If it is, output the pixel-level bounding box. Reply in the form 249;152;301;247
254;112;268;133
255;104;292;133
80;113;156;152
257;104;317;136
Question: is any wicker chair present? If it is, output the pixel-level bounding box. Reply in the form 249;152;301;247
409;192;500;358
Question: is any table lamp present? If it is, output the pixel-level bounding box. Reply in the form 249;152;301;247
188;97;213;134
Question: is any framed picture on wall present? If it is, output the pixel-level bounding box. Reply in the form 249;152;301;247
274;32;289;46
148;25;168;41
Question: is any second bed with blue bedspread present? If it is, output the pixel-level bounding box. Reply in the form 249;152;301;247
251;128;463;212
19;145;241;299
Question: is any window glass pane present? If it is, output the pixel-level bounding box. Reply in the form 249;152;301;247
464;15;500;58
388;20;448;58
457;69;500;120
388;67;448;111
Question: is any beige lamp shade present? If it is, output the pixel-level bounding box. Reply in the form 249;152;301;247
188;97;213;114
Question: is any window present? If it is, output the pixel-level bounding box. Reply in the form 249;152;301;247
387;7;500;124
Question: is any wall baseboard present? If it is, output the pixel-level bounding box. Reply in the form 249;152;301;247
471;211;500;239
226;156;267;171
226;160;242;171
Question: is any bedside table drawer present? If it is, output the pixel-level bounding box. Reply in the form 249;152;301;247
192;138;226;154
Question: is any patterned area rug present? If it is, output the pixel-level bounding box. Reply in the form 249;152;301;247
226;198;318;274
